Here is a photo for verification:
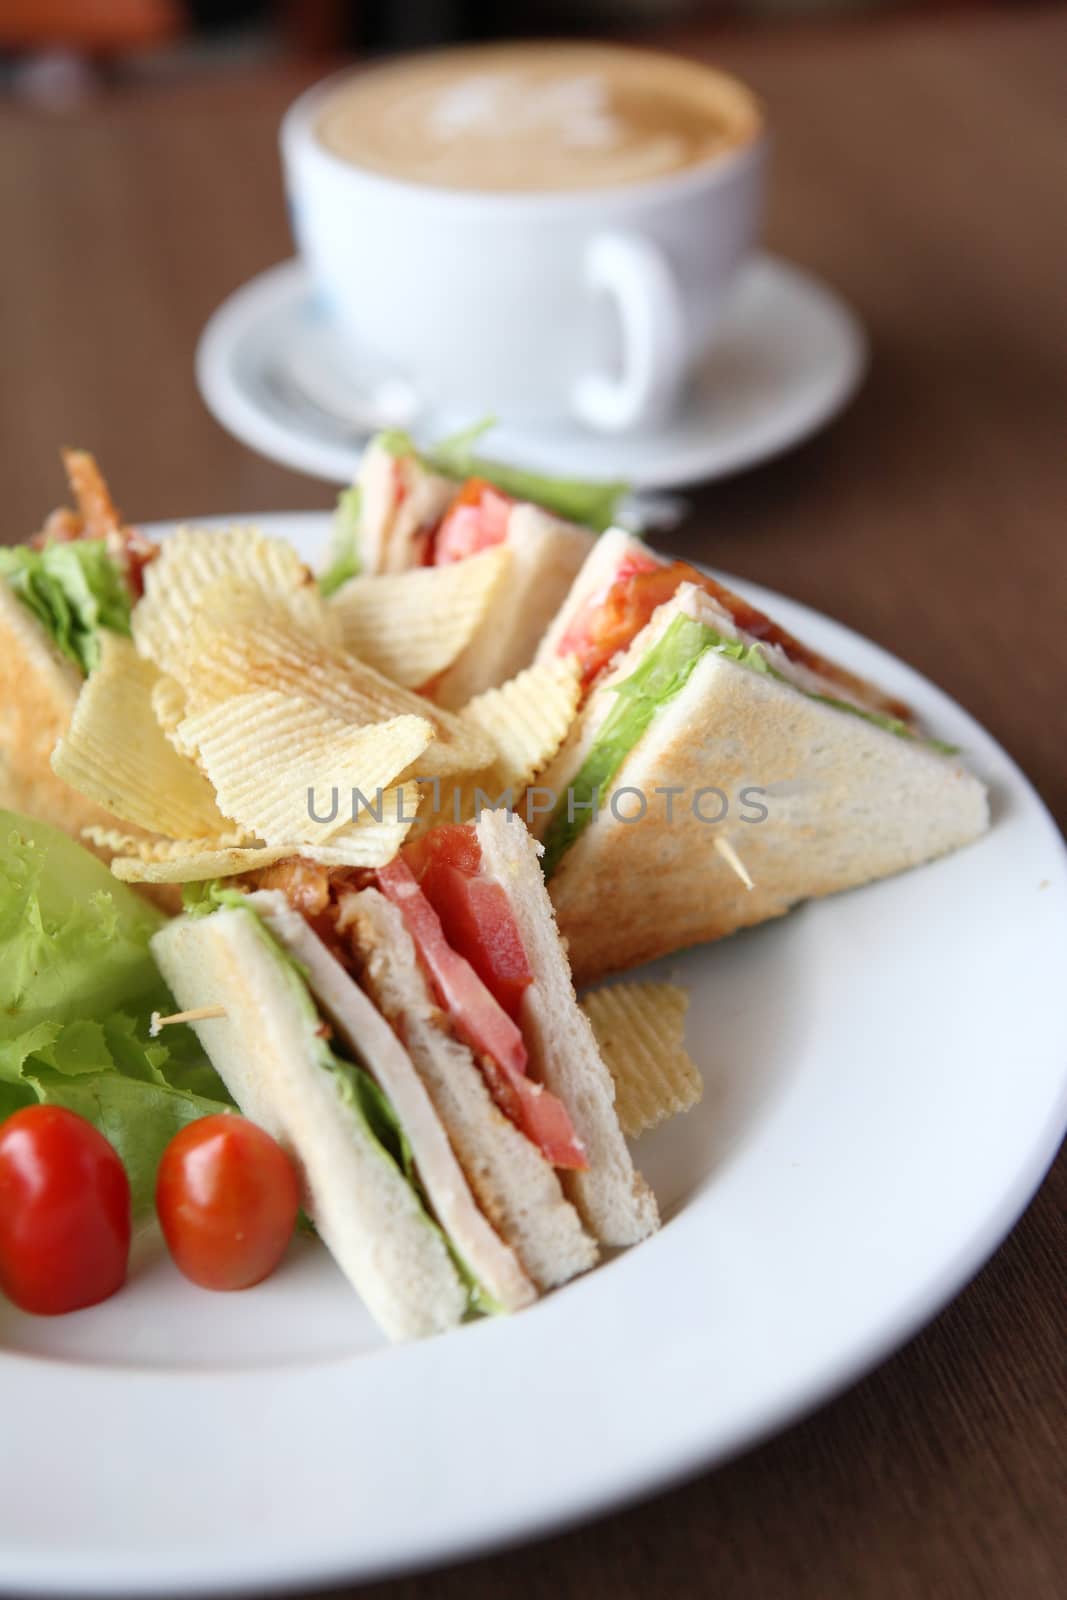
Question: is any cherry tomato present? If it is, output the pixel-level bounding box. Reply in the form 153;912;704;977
155;1115;300;1291
0;1105;131;1316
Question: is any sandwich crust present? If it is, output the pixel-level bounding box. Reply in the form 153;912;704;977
476;809;660;1247
432;505;594;708
343;886;598;1290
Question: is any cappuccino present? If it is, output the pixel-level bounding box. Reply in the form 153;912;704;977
315;43;761;194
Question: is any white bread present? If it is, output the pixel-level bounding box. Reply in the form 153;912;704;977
151;905;469;1341
249;891;535;1314
476;808;660;1248
357;439;455;573
341;886;598;1290
431;505;595;709
539;589;990;982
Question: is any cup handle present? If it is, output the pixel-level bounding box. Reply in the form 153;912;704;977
572;231;688;433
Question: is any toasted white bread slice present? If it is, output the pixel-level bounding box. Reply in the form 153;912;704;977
431;506;594;709
151;902;471;1340
536;525;640;667
358;439;455;573
475;808;660;1248
539;585;990;982
340;886;598;1290
248;890;536;1313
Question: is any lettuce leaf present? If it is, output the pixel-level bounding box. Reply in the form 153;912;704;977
541;615;711;878
318;486;362;596
378;423;626;534
0;812;231;1213
0;539;131;674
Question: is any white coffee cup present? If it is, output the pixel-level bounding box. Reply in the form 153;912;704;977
281;54;768;434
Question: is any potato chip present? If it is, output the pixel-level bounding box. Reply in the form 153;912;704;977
132;526;338;679
177;690;433;846
81;825;250;861
329;546;510;687
149;673;188;748
108;800;419;883
177;614;494;778
580;982;701;1138
51;635;234;840
461;655;582;791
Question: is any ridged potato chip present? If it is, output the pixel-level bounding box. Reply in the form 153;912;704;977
461;655;582;791
177;614;494;778
51;635;234;840
150;673;188;748
132;525;338;679
178;690;433;847
330;546;510;688
108;797;419;883
81;825;251;861
580;982;702;1138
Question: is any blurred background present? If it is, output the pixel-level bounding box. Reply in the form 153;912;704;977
0;1;1045;107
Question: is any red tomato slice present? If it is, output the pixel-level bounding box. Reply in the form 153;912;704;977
156;1115;300;1292
376;859;587;1169
402;821;483;882
402;824;533;1020
432;478;513;564
423;864;533;1021
557;550;682;687
0;1105;131;1316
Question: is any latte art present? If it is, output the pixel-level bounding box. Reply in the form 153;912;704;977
315;45;762;194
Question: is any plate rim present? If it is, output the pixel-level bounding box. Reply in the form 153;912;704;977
1;512;1064;1598
194;256;868;491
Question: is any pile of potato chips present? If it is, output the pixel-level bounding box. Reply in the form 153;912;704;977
55;524;582;884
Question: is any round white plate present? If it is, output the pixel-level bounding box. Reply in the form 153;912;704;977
195;257;867;490
2;514;1064;1598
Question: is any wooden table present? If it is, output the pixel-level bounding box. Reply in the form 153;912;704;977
3;6;1064;1596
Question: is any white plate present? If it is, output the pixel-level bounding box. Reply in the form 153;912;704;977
2;514;1064;1597
195;257;867;490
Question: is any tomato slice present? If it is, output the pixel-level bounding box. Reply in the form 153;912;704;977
376;858;586;1169
377;858;527;1076
0;1105;131;1316
557;551;682;687
402;825;533;1020
424;865;533;1021
402;822;483;882
432;478;514;565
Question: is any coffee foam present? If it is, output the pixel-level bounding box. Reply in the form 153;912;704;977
315;44;762;194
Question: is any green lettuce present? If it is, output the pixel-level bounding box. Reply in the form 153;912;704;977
541;615;711;878
318;485;362;596
0;813;231;1213
540;617;959;879
0;539;131;674
378;421;626;534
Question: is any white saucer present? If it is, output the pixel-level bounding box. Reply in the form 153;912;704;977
196;256;867;490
